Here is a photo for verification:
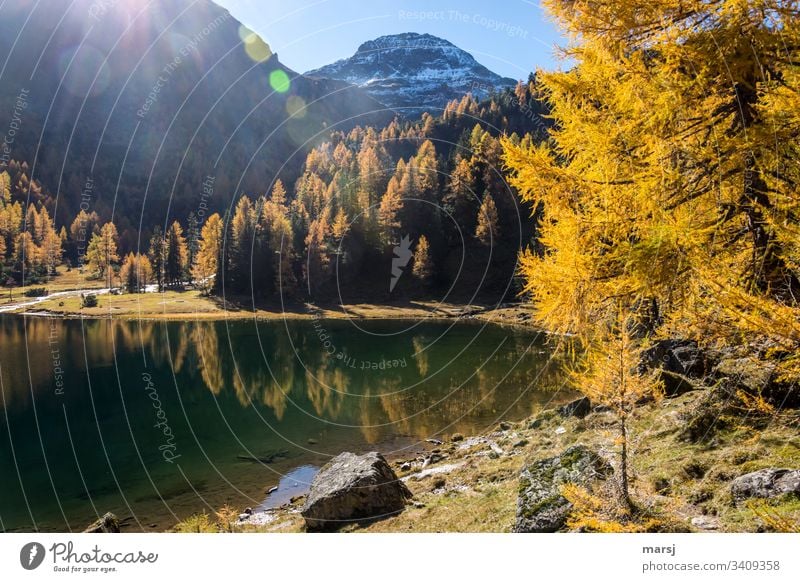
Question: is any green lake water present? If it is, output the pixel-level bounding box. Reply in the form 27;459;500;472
0;315;570;531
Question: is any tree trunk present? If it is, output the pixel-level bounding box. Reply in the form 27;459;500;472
620;415;631;509
735;81;800;301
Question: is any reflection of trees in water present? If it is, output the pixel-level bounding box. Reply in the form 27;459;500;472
0;317;129;410
412;336;429;377
0;317;55;409
305;366;348;420
1;318;569;440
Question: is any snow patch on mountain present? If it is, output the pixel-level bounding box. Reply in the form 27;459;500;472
305;33;517;116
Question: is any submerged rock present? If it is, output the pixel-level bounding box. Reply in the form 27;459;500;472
731;469;800;504
514;445;611;533
83;512;120;533
301;452;412;531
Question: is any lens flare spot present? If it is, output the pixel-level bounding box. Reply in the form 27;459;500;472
239;25;272;63
244;38;273;63
238;25;257;43
286;95;307;118
58;44;110;97
269;69;291;93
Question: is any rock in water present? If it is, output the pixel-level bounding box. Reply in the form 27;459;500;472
83;512;120;533
515;445;611;533
731;469;800;504
301;452;412;531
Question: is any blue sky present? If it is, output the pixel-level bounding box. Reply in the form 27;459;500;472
213;0;567;80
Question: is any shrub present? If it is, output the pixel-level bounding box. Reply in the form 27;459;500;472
81;294;98;308
23;287;48;297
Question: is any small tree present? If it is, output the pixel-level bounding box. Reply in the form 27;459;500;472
572;315;662;507
86;223;119;287
191;214;223;294
378;173;404;245
120;253;153;293
120;253;137;292
475;192;499;246
185;212;199;273
148;226;166;291
164;220;188;288
412;235;433;285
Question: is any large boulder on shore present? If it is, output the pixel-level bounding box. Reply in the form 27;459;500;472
301;452;412;531
514;445;611;533
731;469;800;504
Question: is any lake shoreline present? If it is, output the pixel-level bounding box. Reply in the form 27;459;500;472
4;293;543;330
1;315;560;533
226;383;800;534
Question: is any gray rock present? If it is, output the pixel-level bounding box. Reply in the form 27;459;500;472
715;357;774;393
514;445;611;533
558;396;592;418
714;358;800;408
731;469;800;504
422;453;445;468
83;512;120;533
691;516;721;530
641;339;706;396
301;452;412;531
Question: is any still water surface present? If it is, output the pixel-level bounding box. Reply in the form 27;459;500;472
0;315;569;531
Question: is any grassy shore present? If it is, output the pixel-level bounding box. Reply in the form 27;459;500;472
176;388;800;533
0;266;106;300
3;272;538;326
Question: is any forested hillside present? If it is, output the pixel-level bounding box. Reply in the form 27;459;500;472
1;82;548;303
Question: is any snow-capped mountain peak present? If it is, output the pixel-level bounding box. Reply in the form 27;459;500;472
305;33;517;116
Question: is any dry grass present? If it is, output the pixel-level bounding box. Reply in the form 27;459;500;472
1;266;105;301
201;388;800;534
12;287;540;327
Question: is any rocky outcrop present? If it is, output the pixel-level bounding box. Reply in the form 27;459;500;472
558;396;592;419
83;512;120;533
301;452;412;531
641;339;707;396
731;469;800;504
514;445;611;533
714;357;800;408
